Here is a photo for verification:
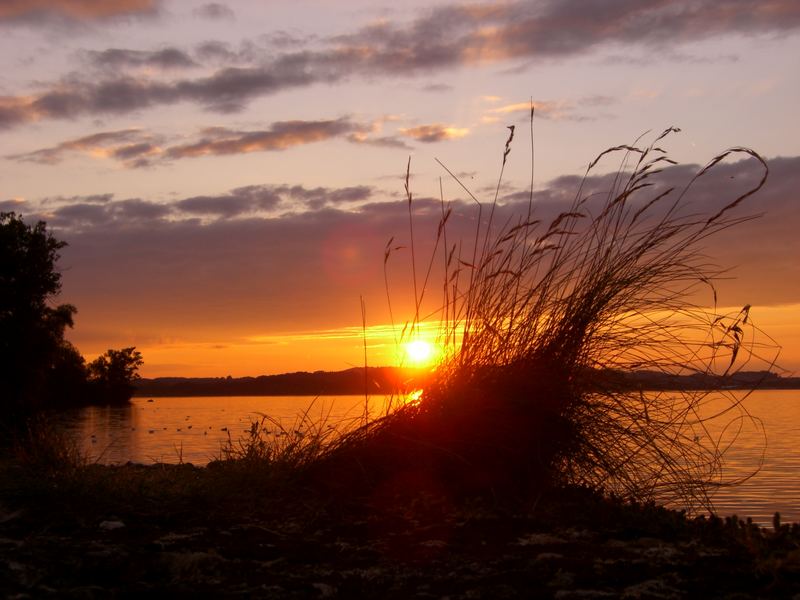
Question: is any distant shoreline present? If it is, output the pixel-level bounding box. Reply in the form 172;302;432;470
133;367;800;397
133;366;429;397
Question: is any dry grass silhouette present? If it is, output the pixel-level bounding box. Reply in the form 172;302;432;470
332;120;778;511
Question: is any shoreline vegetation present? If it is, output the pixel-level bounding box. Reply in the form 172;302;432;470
4;125;798;596
132;366;800;397
3;457;800;597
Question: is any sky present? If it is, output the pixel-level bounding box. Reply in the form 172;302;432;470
1;0;798;377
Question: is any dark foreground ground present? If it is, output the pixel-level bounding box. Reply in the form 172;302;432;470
2;460;800;599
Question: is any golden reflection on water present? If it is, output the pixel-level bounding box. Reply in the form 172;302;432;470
697;389;800;525
59;389;800;525
61;395;406;466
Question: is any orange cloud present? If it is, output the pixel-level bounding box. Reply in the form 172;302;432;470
400;124;469;143
0;96;40;128
0;0;156;21
490;100;571;120
485;96;617;123
165;119;371;159
7;128;160;167
7;119;389;167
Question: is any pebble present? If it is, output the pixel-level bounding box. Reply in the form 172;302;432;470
99;520;126;531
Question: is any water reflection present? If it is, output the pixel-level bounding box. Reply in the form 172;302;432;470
703;390;800;526
59;403;141;464
59;395;402;466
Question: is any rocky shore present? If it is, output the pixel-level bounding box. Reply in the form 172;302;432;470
2;462;800;598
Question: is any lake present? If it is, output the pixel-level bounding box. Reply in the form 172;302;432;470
58;394;405;466
57;389;799;526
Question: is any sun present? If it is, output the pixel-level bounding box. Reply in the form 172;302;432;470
404;340;435;365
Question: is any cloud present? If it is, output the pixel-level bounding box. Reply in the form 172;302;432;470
602;49;740;66
329;0;800;71
40;155;798;360
420;83;453;93
6;128;162;167
177;187;281;219
2;1;799;128
500;153;800;307
111;142;160;161
193;40;259;65
193;3;235;21
174;183;374;218
347;131;412;149
284;185;373;210
0;198;27;212
0;0;159;26
489;100;562;115
485;97;618;123
52;199;440;342
165;118;369;159
8;153;792;362
261;30;316;49
0;97;38;128
50;197;171;227
578;95;616;107
16;60;324;119
41;193;114;205
84;47;197;71
6;118;405;168
29;183;376;226
399;124;469;143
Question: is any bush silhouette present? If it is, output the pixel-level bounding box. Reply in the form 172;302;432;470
87;347;144;405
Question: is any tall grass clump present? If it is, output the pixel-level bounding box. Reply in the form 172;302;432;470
11;414;88;476
323;121;777;512
213;399;387;491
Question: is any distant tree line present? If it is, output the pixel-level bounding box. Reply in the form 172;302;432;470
1;212;142;423
135;366;432;397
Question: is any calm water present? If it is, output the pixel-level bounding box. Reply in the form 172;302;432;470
700;389;800;525
58;394;403;466
57;390;799;526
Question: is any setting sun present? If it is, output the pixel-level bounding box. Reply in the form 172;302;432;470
404;340;436;366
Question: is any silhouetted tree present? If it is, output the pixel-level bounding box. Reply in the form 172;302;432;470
0;212;78;419
88;347;143;404
45;341;89;409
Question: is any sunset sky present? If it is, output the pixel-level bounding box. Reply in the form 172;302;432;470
1;0;798;377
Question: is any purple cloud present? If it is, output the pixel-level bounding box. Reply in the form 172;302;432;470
1;1;799;128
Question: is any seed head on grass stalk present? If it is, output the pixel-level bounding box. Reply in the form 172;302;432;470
366;124;778;511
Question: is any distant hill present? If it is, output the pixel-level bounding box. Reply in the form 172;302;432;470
134;366;432;397
134;367;800;397
617;369;800;390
